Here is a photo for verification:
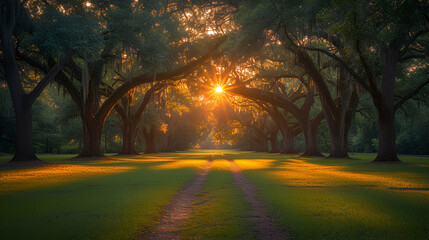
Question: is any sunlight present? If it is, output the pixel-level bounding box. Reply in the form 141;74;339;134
0;164;133;194
215;85;223;93
210;159;231;170
233;159;274;170
152;160;207;170
207;27;216;35
272;159;428;192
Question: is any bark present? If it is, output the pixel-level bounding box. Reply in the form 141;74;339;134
119;121;138;155
328;130;348;158
327;89;358;158
375;108;399;162
267;107;298;154
267;122;279;153
168;134;174;152
373;47;400;162
143;125;157;154
269;134;279;153
282;132;296;154
12;102;38;161
159;132;173;152
300;116;322;157
77;118;104;157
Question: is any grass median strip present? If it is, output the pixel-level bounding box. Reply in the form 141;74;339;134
179;160;256;240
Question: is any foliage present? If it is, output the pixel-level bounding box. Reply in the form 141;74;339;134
27;8;103;59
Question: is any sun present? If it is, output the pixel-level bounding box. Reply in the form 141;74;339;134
215;85;223;93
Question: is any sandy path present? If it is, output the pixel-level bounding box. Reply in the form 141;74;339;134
139;158;213;240
228;159;290;240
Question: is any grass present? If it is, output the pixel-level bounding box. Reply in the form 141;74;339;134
225;152;429;240
0;152;212;240
0;151;427;239
179;159;255;240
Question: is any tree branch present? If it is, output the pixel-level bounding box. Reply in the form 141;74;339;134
394;78;429;112
282;27;371;92
131;82;167;125
95;36;226;122
228;86;304;121
399;28;429;57
400;53;427;62
28;56;68;104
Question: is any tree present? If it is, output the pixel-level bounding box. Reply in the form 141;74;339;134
0;0;78;161
19;0;227;158
111;83;165;155
229;84;324;156
315;0;429;162
257;103;301;154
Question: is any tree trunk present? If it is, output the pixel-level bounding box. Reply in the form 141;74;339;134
282;132;296;154
373;47;400;162
261;138;269;152
300;117;322;157
328;129;349;158
143;125;157;154
2;15;39;161
158;132;169;152
268;128;279;153
268;108;297;154
11;102;38;161
324;110;349;158
167;134;174;152
374;108;399;162
269;135;279;153
78;118;104;157
119;122;138;155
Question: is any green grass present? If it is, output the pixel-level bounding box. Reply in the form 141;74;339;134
179;162;255;240
225;152;429;240
1;151;427;239
0;152;212;240
0;154;79;164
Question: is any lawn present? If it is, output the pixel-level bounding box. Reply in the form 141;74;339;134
0;152;211;240
226;152;429;240
0;151;428;240
179;159;255;239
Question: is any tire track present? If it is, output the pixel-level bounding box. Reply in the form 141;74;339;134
139;157;213;240
228;158;290;240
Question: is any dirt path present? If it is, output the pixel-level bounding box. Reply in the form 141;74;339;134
139;158;213;240
228;159;290;240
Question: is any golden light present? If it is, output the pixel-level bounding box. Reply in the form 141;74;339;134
85;2;92;7
207;28;216;35
0;164;132;194
215;85;223;93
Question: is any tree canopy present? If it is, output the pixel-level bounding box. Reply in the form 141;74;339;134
1;0;428;162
